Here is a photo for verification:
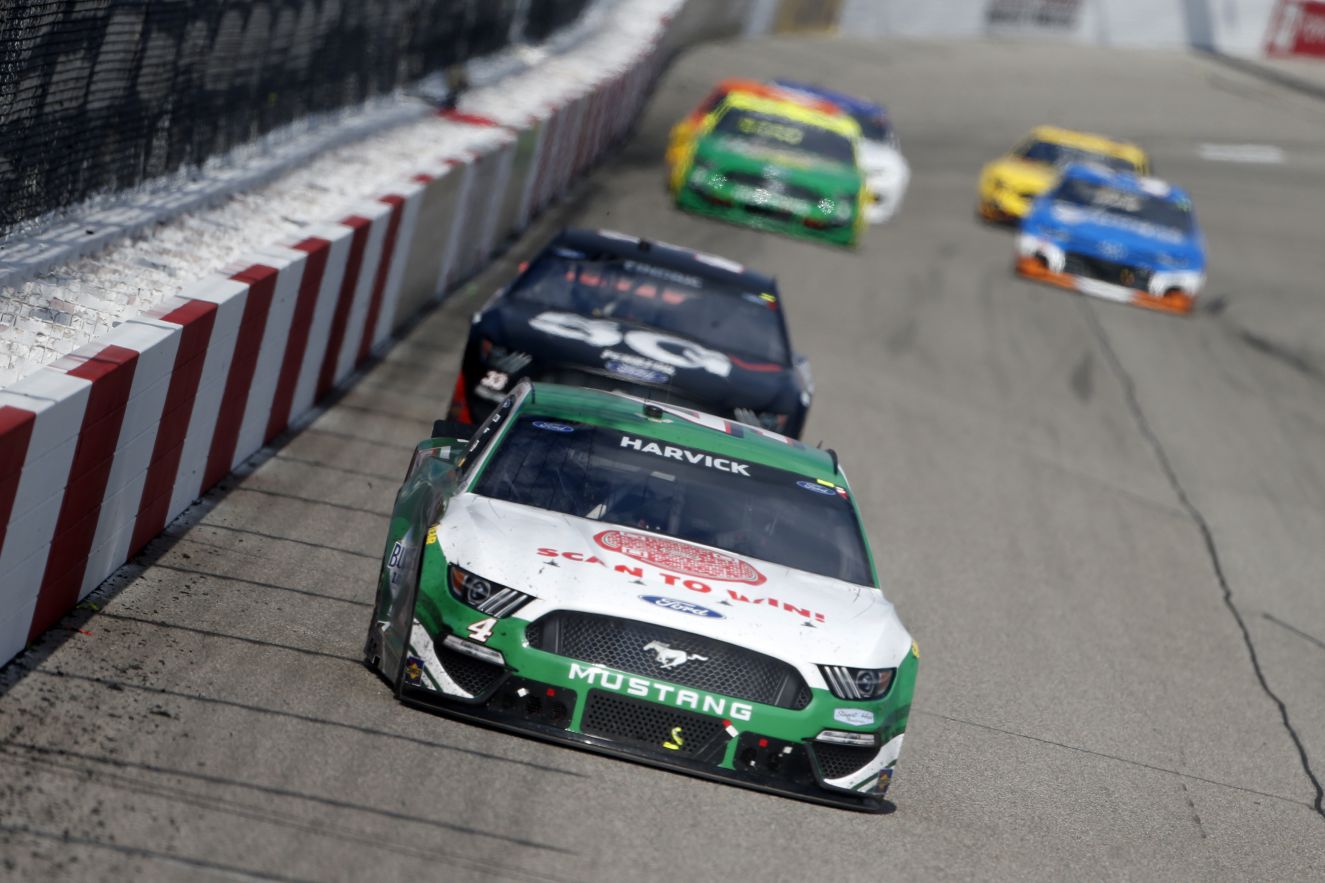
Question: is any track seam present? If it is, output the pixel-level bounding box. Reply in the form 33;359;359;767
1080;301;1325;820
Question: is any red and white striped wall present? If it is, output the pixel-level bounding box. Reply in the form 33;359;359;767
0;27;670;666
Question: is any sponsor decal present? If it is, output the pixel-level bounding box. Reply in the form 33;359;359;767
663;726;685;751
639;595;725;619
797;479;836;496
533;420;575;433
568;662;754;720
596;528;765;584
985;0;1082;31
1100;241;1127;260
404;656;424;685
643;640;709;670
621;260;703;288
529;311;732;377
605;360;670;384
1049;204;1185;245
618;436;752;476
537;545;826;622
833;708;876;727
1266;1;1325;58
601;349;675;377
426;526;438;545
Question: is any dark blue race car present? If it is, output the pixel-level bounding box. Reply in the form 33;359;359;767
449;228;814;437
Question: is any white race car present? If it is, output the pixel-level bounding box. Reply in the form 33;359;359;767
365;381;919;811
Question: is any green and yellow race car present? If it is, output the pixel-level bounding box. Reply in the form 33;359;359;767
668;91;868;247
365;381;917;810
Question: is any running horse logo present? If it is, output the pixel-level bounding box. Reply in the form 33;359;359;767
643;641;708;670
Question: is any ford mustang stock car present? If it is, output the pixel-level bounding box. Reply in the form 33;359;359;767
977;125;1150;223
773;79;910;224
669;91;867;247
365;382;918;811
1016;163;1206;315
663;77;845;183
449;228;814;438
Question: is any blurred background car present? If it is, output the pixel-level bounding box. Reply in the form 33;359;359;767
450;228;815;436
977;125;1150;222
664;77;845;181
773;80;910;223
669;90;867;246
1015;163;1205;315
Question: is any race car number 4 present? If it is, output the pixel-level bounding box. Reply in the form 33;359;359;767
467;617;497;643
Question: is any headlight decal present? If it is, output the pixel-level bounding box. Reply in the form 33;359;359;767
449;565;533;617
820;664;896;700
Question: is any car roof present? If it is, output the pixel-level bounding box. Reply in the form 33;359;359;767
710;78;844;118
772;79;887;119
719;92;862;139
552;228;777;292
516;383;841;480
1058;162;1191;203
1025;125;1147;164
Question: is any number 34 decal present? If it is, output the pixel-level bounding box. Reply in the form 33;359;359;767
467;617;498;643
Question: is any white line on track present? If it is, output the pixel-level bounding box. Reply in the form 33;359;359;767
1198;143;1286;163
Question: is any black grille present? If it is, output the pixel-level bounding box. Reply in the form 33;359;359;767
1063;253;1151;289
581;690;730;759
436;642;505;698
526;612;812;710
811;742;879;781
724;171;820;203
743;203;798;223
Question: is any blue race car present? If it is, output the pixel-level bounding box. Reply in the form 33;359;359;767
1015;163;1206;315
772;79;909;224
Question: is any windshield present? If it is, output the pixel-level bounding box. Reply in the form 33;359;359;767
506;250;789;365
1051;177;1194;233
854;112;892;143
1017;140;1139;173
711;107;856;166
474;417;874;585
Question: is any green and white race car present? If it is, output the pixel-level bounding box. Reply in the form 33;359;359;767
365;380;917;810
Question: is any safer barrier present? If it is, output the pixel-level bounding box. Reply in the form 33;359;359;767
0;0;594;237
0;6;682;666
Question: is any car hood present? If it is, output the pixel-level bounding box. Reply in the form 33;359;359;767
985;156;1057;193
1029;201;1204;267
436;494;913;669
696;136;861;190
476;301;798;413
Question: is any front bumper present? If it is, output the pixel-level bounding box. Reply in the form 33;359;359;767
677;185;858;247
400;617;908;812
1015;236;1198;316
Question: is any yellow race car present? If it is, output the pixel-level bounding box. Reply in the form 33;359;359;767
977;126;1149;222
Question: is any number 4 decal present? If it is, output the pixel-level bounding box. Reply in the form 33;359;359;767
467;617;497;643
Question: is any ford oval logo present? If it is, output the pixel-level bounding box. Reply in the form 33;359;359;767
1100;241;1127;260
606;360;669;384
639;595;725;619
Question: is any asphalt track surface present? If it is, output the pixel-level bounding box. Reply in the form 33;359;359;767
3;36;1325;881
